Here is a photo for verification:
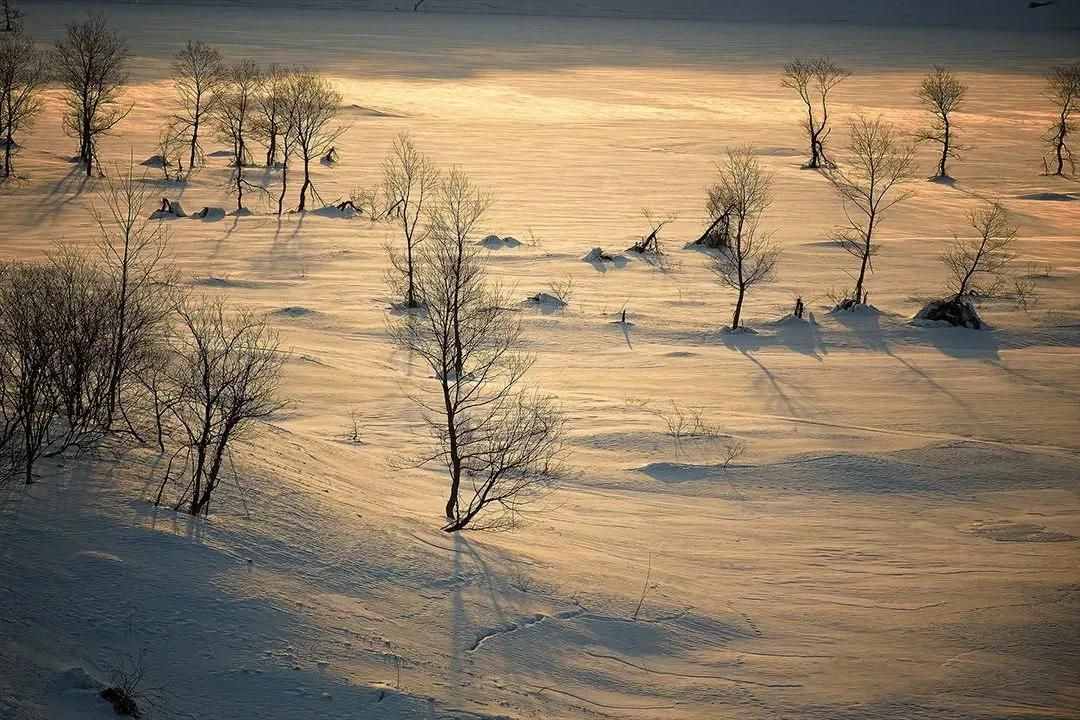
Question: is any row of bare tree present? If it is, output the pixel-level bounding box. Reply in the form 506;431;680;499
164;42;345;212
0;166;286;517
700;113;1024;329
782;57;1080;178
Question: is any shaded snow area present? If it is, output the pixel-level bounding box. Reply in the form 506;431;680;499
1;2;1079;719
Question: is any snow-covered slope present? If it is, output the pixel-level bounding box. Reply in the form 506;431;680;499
1;2;1079;719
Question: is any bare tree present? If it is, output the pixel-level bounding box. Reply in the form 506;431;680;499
708;147;781;330
381;132;439;308
93;163;176;433
155;120;187;181
782;57;850;169
214;60;265;211
286;71;344;211
0;29;46;178
916;66;967;179
54;14;130;177
171;40;224;173
2;0;21;33
944;202;1018;298
827;116;916;307
0;262;61;484
254;64;290;167
1043;62;1080;176
390;170;563;532
156;299;286;517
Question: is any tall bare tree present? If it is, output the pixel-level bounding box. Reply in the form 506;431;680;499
93;163;175;432
157;299;286;517
54;14;130;177
286;71;344;211
944;203;1017;298
214;60;265;210
782;57;850;169
708;147;781;330
916;66;966;179
1043;62;1080;176
382;132;439;308
172;40;224;173
254;63;290;167
0;28;47;178
390;171;563;532
827;116;916;306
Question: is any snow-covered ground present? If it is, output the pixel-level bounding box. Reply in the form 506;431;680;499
1;3;1079;718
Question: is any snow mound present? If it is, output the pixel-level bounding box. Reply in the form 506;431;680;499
913;297;984;329
141;154;165;168
192;206;225;221
583;247;628;268
207;150;233;158
478;234;522;249
722;326;759;335
830;300;881;315
526;292;566;307
231;207;254;217
149;199;186;219
273;306;319;318
768;313;816;328
311;204;359;219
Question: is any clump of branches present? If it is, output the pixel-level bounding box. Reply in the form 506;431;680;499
943;202;1018;298
0;28;48;179
547;275;575;305
54;13;130;177
152;299;287;517
630;398;744;462
916;65;966;180
1043;62;1080;176
629;209;673;255
390;169;565;532
826;116;916;308
708;147;780;330
781;57;850;169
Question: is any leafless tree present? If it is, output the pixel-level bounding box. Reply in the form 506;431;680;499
916;66;966;179
0;29;46;178
708;147;781;330
155;120;187;181
2;0;21;33
254;64;291;167
943;202;1018;298
54;14;130;177
156;299;286;517
826;116;916;306
390;170;563;532
0;262;61;484
381;132;439;308
171;40;224;173
286;71;344;211
1043;62;1080;176
93;163;176;434
214;60;265;211
782;57;850;169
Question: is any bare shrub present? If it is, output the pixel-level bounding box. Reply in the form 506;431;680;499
708;147;781;329
943;202;1017;298
154;299;286;516
826;116;916;306
54;13;130;177
547;275;575;305
390;169;564;532
916;66;967;179
781;57;850;169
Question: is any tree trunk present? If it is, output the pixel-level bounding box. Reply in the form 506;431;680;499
939;115;951;178
297;156;310;211
732;285;745;330
277;162;287;215
441;380;461;521
1055;116;1067;176
189;114;199;171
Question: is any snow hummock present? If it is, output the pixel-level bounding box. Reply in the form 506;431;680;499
526;291;566;307
912;296;984;329
192;206;226;221
478;234;522;249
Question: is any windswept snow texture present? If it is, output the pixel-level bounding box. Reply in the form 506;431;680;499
1;2;1080;720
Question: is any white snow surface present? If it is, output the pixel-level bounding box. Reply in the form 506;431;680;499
1;3;1079;720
